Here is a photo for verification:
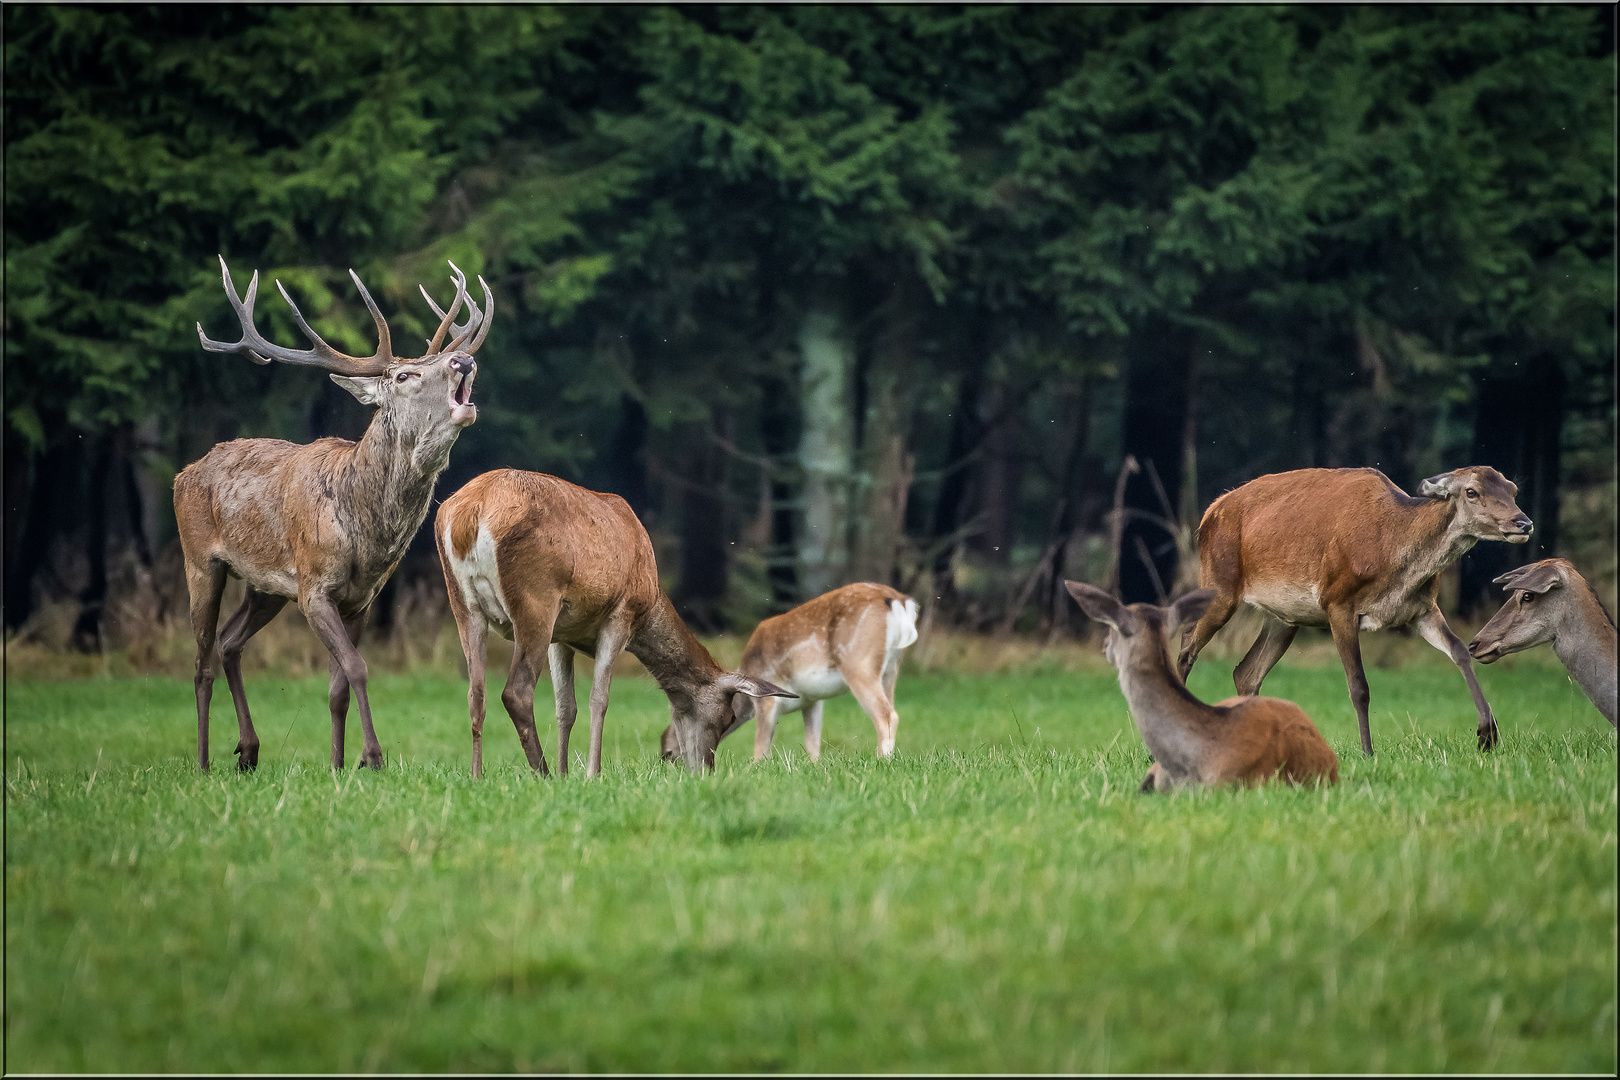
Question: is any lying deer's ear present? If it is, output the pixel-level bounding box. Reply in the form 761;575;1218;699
331;373;386;406
1492;562;1564;595
719;672;797;699
1065;580;1137;635
1418;474;1456;499
1167;588;1216;635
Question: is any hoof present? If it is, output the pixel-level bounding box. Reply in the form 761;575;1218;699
358;751;385;771
1478;723;1500;751
233;741;259;771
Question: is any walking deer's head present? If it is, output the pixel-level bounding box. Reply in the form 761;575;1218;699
1065;581;1215;674
658;672;794;771
1417;467;1532;544
1467;559;1576;663
197;256;493;474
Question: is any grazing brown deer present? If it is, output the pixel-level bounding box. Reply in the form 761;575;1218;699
1174;466;1532;755
1067;582;1339;791
1469;559;1617;727
435;469;793;778
176;256;490;772
659;582;920;764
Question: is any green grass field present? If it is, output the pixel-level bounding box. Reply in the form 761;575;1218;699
5;651;1615;1072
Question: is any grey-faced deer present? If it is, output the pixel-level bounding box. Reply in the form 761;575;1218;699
435;469;793;778
176;256;490;772
1067;582;1339;791
659;582;919;764
1468;559;1617;727
1175;466;1532;755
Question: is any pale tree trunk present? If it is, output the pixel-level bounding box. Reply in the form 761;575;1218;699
850;304;916;586
797;308;855;599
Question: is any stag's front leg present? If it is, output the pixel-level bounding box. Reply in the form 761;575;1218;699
1414;606;1499;751
304;594;383;770
218;587;289;771
549;644;578;776
585;623;632;779
324;608;369;770
186;560;229;772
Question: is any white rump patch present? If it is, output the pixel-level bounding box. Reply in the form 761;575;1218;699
887;598;920;651
444;521;511;633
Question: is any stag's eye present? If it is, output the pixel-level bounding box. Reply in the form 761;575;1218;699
395;371;419;383
1465;488;1478;499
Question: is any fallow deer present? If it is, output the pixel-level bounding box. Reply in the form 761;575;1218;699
1468;559;1617;727
435;469;793;778
176;256;490;772
1067;582;1338;791
1174;466;1532;755
659;582;920;764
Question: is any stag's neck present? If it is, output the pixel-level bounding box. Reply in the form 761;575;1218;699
1552;593;1619;725
1116;634;1212;776
629;592;726;704
340;410;456;553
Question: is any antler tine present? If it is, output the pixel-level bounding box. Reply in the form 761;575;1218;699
196;256;394;377
420;263;470;355
197;257;271;364
443;261;485;353
461;274;495;355
346;269;395;369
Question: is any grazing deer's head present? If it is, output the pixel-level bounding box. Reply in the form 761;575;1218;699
659;672;793;771
197;256;492;475
1417;466;1532;543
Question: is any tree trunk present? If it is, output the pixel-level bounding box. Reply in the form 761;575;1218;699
1118;322;1194;604
759;368;800;606
675;419;731;633
797;308;855;599
850;298;917;586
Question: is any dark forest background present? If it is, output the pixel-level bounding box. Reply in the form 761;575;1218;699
5;4;1615;656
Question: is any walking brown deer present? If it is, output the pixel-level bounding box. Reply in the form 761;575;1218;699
1174;466;1532;755
1468;559;1617;727
435;469;793;778
176;256;489;772
1067;582;1338;790
659;582;920;764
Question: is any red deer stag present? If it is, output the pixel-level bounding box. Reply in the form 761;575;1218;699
659;582;920;764
1469;559;1616;727
1174;466;1532;755
1067;582;1338;791
435;470;793;778
176;256;490;772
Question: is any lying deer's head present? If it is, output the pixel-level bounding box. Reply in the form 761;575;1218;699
1468;559;1577;663
659;672;794;771
1417;466;1532;544
197;257;492;471
1065;581;1215;674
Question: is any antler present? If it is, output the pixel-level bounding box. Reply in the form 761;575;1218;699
419;262;495;356
196;256;395;376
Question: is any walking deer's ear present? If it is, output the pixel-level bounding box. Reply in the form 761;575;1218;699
1065;581;1137;635
1167;588;1216;635
1418;473;1457;499
331;373;387;406
719;672;797;700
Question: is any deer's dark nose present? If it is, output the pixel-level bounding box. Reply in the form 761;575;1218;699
1512;515;1533;533
449;354;474;376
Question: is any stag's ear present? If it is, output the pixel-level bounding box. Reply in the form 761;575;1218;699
1493;562;1564;595
719;672;797;700
1167;588;1216;636
1065;581;1138;635
1418;473;1457;499
331;373;386;406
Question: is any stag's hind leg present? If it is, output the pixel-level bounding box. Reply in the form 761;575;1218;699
217;587;289;771
186;560;229;772
1232;618;1298;697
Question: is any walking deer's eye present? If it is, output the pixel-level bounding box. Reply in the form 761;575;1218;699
1465;488;1479;499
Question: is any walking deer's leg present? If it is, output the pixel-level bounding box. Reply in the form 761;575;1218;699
549;644;578;776
187;560;229;772
753;695;782;761
803;700;825;763
217;588;288;771
303;593;384;770
585;623;632;779
1232;619;1299;697
463;616;488;778
1327;606;1374;757
501;595;559;776
322;608;369;770
1176;590;1240;681
1414;605;1500;751
847;666;899;758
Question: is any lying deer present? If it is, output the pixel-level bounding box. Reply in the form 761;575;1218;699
1067;582;1339;791
1175;466;1532;755
177;256;489;772
1468;559;1616;727
659;582;920;764
435;469;793;778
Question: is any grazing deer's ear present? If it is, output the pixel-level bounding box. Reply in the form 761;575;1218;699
719;672;797;699
330;373;386;406
1418;474;1456;499
730;692;757;723
1167;588;1216;635
1492;562;1564;595
1065;580;1137;635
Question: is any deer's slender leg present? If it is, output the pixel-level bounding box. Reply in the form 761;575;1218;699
1232;619;1299;697
302;593;383;770
461;616;488;778
187;560;229;772
217;587;288;771
1176;589;1239;682
753;694;782;761
802;700;825;763
585;622;632;779
500;596;559;776
549;644;578;776
323;609;369;771
1414;605;1499;751
846;665;899;758
1327;606;1374;756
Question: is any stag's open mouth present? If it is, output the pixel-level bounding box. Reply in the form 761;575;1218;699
449;367;477;426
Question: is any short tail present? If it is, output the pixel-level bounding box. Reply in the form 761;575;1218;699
888;597;920;650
